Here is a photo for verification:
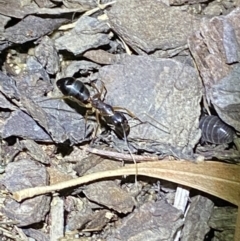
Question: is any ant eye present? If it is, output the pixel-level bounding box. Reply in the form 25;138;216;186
114;119;119;125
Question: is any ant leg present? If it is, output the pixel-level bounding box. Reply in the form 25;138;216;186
93;112;102;139
38;96;91;109
113;107;169;134
84;109;94;138
91;80;107;101
37;96;68;103
142;113;169;134
112;106;143;123
98;80;108;100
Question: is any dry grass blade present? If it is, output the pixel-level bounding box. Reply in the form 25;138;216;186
11;160;240;240
12;160;240;204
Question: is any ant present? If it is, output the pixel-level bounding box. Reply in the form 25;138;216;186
55;77;169;183
56;77;138;140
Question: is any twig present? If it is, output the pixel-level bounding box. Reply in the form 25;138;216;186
59;1;116;30
83;0;116;16
0;227;23;241
80;146;160;162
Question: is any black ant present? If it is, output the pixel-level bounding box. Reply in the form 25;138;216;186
56;77;137;139
55;77;168;183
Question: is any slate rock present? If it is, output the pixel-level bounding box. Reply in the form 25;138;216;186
98;55;202;154
1;159;51;227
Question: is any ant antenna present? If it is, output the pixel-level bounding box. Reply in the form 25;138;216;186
143;113;170;134
121;124;138;185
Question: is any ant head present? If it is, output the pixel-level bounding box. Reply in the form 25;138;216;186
105;112;130;139
117;121;130;139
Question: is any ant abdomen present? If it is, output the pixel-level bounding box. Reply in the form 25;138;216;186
56;77;90;103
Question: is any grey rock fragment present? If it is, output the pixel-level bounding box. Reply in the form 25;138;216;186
16;75;52;99
4;15;67;44
62;0;98;9
0;0;39;19
81;158;135;213
64;60;100;76
0;60;88;144
0;14;10;32
34;0;57;8
209;206;237;230
0;0;85;19
0;71;20;99
181;195;214;241
107;200;183;241
188;8;240;132
69;209;111;231
203;2;226;16
20;96;67;143
1;159;51;227
98;55;202;154
66;196;113;231
0;92;17;110
35;36;60;75
55;16;110;55
83;49;122;65
25;56;50;81
84;181;135;213
2;159;49;192
66;197;93;230
210;65;240;132
107;0;200;55
19;139;50;164
38;98;92;144
0;110;52;141
208;206;237;241
22;228;49;241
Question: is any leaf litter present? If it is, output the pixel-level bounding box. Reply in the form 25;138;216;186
0;0;239;241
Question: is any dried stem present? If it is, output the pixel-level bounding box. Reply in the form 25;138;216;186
80;146;160;162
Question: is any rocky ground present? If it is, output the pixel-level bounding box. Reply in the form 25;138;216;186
0;0;239;240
